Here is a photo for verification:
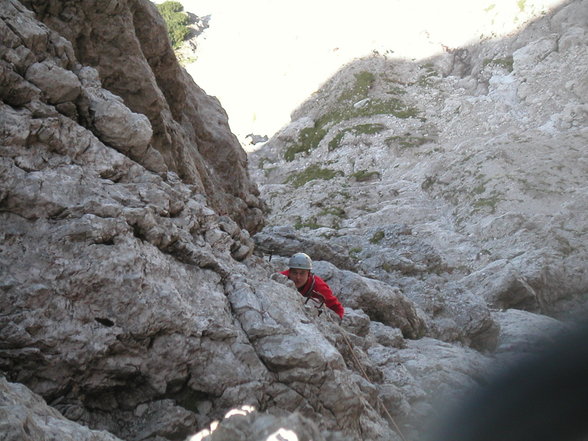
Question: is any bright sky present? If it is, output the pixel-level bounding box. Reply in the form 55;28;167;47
176;0;564;146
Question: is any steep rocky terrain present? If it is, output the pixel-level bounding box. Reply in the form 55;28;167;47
251;0;587;344
11;0;264;232
1;1;587;441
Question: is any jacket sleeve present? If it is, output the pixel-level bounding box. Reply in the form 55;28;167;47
313;276;344;319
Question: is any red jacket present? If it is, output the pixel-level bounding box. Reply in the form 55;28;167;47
281;270;344;318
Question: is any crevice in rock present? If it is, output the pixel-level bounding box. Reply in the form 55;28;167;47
167;385;216;415
94;317;114;327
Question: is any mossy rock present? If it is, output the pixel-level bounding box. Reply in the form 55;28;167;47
284;126;328;161
328;123;387;151
283;71;420;161
338;71;376;103
385;135;430;149
369;230;385;244
284;164;344;188
294;216;323;230
351;170;381;182
318;207;347;218
482;56;514;72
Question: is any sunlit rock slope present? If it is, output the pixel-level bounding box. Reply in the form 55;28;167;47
251;0;588;348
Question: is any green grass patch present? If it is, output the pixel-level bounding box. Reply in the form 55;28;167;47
338;71;376;102
328;132;346;152
385;135;430;149
417;64;438;87
381;263;397;273
328;123;387;151
386;86;407;95
349;247;362;261
369;230;385;244
294;216;323;230
351;170;381;182
263;166;278;177
317;99;419;133
329;190;351;201
257;157;271;169
472;182;487;195
472;192;502;213
284;164;343;188
284;126;328;161
329;190;351;200
352;123;387;134
284;72;419;161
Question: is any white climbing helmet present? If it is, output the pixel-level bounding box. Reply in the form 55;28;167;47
288;252;312;270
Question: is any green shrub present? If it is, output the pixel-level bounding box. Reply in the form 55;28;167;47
156;1;190;49
386;86;406;95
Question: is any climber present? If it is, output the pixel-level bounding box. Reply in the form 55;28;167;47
281;253;344;320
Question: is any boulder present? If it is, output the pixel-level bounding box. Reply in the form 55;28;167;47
0;377;123;441
25;60;81;104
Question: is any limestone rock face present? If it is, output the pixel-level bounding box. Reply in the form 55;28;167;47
2;1;587;441
18;0;264;232
251;0;588;345
25;60;81;104
313;260;428;339
0;2;417;440
248;1;587;434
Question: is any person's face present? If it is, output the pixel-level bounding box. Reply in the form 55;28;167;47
288;268;310;289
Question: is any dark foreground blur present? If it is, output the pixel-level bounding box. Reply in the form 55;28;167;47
425;319;588;441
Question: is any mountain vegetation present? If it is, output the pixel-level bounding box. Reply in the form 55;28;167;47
155;1;190;49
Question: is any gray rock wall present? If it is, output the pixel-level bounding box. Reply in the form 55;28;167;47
2;1;587;441
17;0;264;232
251;0;588;346
0;2;417;440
